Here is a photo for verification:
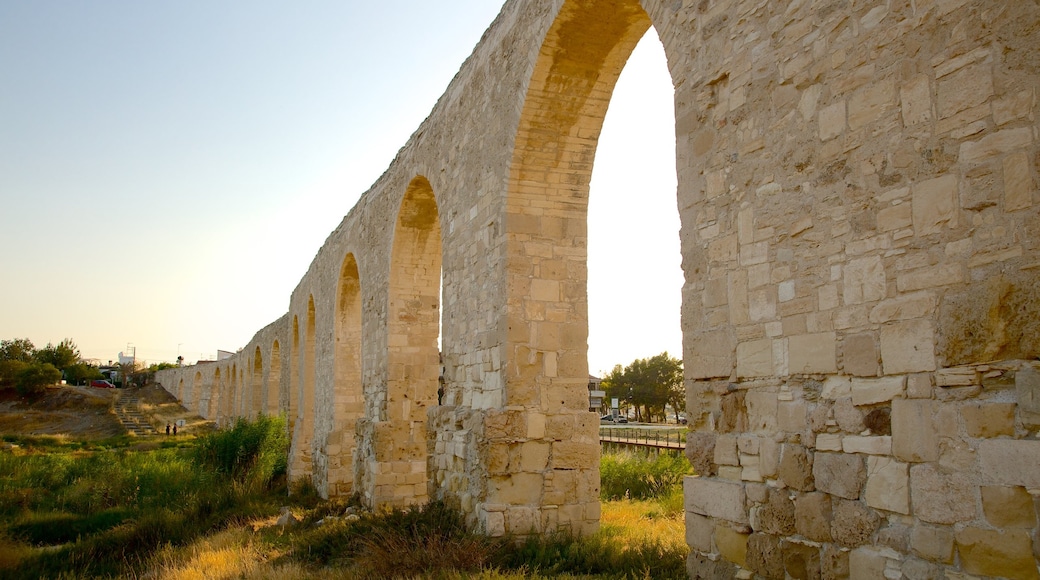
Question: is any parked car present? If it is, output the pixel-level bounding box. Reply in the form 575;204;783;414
91;379;115;388
600;414;628;424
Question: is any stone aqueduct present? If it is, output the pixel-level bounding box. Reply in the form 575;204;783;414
157;0;1040;576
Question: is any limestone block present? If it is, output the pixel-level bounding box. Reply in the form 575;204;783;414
777;400;807;433
1004;151;1035;212
754;490;795;535
864;456;909;514
981;485;1037;528
715;523;749;568
910;463;976;524
822;376;852;399
848;547;890;580
1016;364;1040;415
685;476;748;524
843;255;886;305
715;434;739;466
795;492;833;543
955;527;1040;580
911;524;954;564
746;532;784;580
819;100;846;141
690;330;735;379
813;452;865;500
737;338;774;378
491;473;543;505
961;402;1015;438
816;433;842;451
869;291;937;325
686;511;714;553
746;390;779;432
551;441;597;470
788;332;837;374
759;437;779;478
719;390;748;433
978;439;1040;487
520;441;550;472
900;74;932;126
821;544;850;580
880;319;936;374
849;78;895;131
844;436;892;456
842;333;879;377
687;432;716;477
892;399;938;462
906;373;933;399
937;63;993;119
833;397;866;433
911;174;959;236
852;374;902;407
935;367;978;387
687;553;738;580
959;126;1033;164
831;499;881;548
781;540;821;580
741;454;763;483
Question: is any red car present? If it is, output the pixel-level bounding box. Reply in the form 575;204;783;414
91;379;116;388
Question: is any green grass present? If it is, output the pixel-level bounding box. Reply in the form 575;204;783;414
1;419;691;579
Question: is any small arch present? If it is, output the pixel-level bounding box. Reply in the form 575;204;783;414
328;252;363;497
253;347;264;417
268;340;282;415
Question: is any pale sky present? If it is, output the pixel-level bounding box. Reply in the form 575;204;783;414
0;1;681;377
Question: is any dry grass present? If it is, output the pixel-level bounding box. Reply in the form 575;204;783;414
600;498;686;551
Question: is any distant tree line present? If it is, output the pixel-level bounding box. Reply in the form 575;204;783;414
0;337;100;396
601;351;684;423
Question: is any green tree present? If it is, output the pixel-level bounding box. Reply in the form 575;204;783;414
601;352;683;423
117;360;141;388
148;362;177;372
35;338;81;372
65;362;104;386
0;338;36;363
0;360;29;390
16;362;62;396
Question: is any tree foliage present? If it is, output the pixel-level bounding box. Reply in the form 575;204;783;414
0;338;36;363
601;352;683;423
35;338;80;372
16;362;62;396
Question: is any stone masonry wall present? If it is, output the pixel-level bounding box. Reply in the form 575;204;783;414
155;0;1040;574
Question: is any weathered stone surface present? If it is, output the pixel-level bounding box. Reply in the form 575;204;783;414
789;332;837;374
892;399;938;462
782;540;821;580
880;319;936;374
687;552;738;580
910;463;976;524
961;402;1015;438
779;444;814;492
686;432;716;477
981;485;1036;528
715;434;739;466
955;527;1040;580
912;175;959;236
813;452;865;500
978;439;1040;487
759;436;780;478
686;512;714;553
848;546;889;580
843;436;892;455
901;557;941;580
714;523;749;568
755;490;796;536
843;255;886;305
820;544;849;580
795;492;832;543
747;532;784;580
718;390;748;434
864;456;909;514
777;400;807;434
831;499;881;548
911;524;954;564
685;476;748;524
842;333;879;377
851;376;905;406
746;390;779;432
833;397;866;431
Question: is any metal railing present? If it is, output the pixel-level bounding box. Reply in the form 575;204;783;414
599;427;686;450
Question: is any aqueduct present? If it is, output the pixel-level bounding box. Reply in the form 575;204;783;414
157;0;1040;576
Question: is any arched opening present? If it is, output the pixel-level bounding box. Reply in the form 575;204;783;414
292;296;317;480
268;340;282;414
178;378;185;402
290;316;300;431
253;348;263;417
500;0;677;536
382;175;442;506
211;368;221;422
192;371;202;410
328;252;363;497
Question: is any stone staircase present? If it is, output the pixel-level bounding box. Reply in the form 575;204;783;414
114;388;155;436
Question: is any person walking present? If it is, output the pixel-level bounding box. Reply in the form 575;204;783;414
166;423;171;435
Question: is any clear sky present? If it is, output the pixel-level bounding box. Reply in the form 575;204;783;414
0;1;681;376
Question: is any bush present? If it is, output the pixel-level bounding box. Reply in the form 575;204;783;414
194;414;289;490
15;363;61;397
600;450;690;501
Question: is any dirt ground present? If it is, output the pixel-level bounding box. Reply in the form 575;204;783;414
0;383;213;439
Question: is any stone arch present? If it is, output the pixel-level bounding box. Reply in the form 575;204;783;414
268;340;282;415
331;252;364;497
253;347;264;417
290;316;299;431
291;296;317;480
177;377;185;402
210;367;221;422
192;371;202;414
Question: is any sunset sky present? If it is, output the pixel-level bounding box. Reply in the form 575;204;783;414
0;1;681;377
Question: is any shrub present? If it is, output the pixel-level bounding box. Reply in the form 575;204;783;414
14;362;60;396
194;414;289;490
600;450;690;501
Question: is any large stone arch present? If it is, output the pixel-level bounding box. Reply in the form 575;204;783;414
268;339;282;415
252;347;264;417
289;296;317;482
326;253;364;497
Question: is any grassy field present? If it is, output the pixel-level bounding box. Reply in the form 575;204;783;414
0;415;691;579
